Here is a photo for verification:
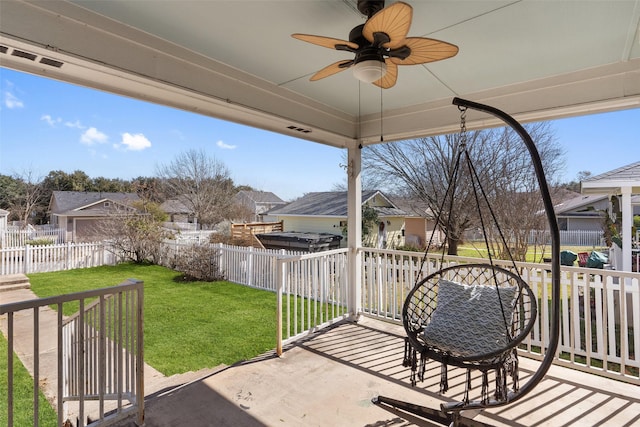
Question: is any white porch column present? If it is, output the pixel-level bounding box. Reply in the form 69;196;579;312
621;186;632;272
347;143;362;320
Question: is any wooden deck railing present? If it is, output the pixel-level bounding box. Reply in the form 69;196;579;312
230;221;283;248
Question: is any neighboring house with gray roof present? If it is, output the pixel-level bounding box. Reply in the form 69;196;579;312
552;193;639;231
160;196;197;228
234;190;286;222
48;191;141;242
554;194;610;231
266;190;407;249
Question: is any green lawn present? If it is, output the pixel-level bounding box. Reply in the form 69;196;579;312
0;335;58;427
456;244;607;264
28;263;280;376
3;262;323;424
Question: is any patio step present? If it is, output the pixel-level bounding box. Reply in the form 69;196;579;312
0;274;31;292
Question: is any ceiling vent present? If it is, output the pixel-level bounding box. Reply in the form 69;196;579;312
39;57;64;68
287;125;312;134
0;45;64;69
11;49;37;61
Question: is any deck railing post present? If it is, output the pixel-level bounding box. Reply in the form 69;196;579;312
276;256;285;356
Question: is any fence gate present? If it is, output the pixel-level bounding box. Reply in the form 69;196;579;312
62;282;144;426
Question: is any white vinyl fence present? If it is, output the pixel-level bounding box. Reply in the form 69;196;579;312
162;241;304;291
3;238;636;385
1;226;66;248
529;229;605;247
359;248;640;385
0;242;117;275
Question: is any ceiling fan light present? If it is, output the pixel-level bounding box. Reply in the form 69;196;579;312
352;59;387;83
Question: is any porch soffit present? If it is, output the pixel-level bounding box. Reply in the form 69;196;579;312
0;0;639;148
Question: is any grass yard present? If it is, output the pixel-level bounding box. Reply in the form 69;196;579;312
456;244;607;264
0;335;58;427
28;263;280;376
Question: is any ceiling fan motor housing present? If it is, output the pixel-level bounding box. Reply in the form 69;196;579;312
358;0;385;17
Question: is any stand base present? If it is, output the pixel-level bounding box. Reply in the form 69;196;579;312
372;395;492;427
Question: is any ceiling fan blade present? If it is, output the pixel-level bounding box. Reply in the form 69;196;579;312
373;61;398;89
292;34;358;50
362;2;412;49
389;37;459;65
310;60;353;81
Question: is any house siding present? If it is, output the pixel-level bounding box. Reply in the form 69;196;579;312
567;217;603;231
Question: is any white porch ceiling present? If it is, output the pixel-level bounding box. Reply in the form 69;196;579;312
1;0;639;148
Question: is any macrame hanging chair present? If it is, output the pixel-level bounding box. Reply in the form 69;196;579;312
373;98;561;427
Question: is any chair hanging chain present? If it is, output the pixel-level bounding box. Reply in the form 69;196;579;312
458;105;468;149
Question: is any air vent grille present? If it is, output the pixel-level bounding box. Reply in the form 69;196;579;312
287;125;311;134
11;49;37;61
0;45;64;69
40;57;64;68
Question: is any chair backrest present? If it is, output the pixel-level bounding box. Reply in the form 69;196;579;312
577;252;589;267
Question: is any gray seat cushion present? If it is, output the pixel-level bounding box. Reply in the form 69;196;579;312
423;279;517;357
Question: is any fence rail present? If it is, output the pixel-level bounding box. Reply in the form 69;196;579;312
163;242;639;384
0;280;144;427
0;242;117;275
276;249;350;353
358;248;640;384
530;229;605;247
1;226;66;248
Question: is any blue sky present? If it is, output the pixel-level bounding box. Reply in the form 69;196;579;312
1;67;638;201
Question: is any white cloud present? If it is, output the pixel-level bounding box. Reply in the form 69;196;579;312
80;127;108;145
41;114;62;126
118;132;151;151
5;91;24;109
217;140;236;150
65;120;84;129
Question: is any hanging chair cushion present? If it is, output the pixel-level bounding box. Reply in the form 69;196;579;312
423;279;517;357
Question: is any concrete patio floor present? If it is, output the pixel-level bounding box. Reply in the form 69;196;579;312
117;317;639;427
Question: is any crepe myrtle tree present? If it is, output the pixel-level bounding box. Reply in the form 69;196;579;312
94;200;173;264
363;122;564;260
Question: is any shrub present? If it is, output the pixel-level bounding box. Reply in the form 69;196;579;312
173;244;226;282
25;238;55;246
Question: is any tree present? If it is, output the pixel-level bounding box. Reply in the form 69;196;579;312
94;200;171;264
156;149;237;228
0;174;22;215
8;169;46;226
559;170;592;193
364;122;564;259
131;176;164;203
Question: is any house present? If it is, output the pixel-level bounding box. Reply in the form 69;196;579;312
160;196;197;229
554;194;610;231
48;191;141;242
390;197;444;249
234;190;286;222
266;190;407;249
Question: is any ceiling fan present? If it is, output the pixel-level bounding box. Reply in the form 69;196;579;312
292;0;458;89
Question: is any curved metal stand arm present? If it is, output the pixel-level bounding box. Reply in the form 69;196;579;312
373;98;561;424
446;97;561;409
